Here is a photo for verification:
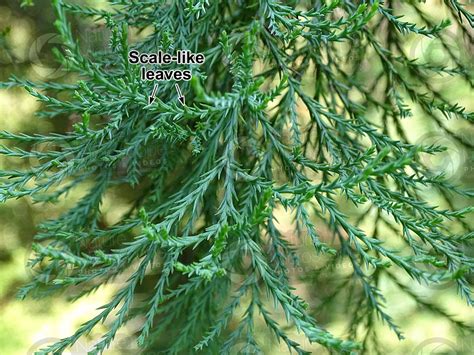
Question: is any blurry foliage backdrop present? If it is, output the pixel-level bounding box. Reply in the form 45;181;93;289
0;1;128;353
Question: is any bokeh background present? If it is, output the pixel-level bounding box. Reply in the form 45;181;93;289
0;0;473;354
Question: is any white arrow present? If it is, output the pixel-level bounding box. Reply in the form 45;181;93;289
175;83;185;106
148;84;158;105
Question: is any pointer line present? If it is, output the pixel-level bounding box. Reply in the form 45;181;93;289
175;83;185;106
175;83;183;97
151;83;158;98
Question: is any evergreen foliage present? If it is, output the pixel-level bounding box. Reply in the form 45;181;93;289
0;0;473;353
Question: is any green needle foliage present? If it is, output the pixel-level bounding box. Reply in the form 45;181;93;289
1;0;473;353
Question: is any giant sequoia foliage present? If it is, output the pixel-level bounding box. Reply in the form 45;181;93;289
0;0;473;353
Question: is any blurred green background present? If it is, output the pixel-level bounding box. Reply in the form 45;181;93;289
0;0;472;354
